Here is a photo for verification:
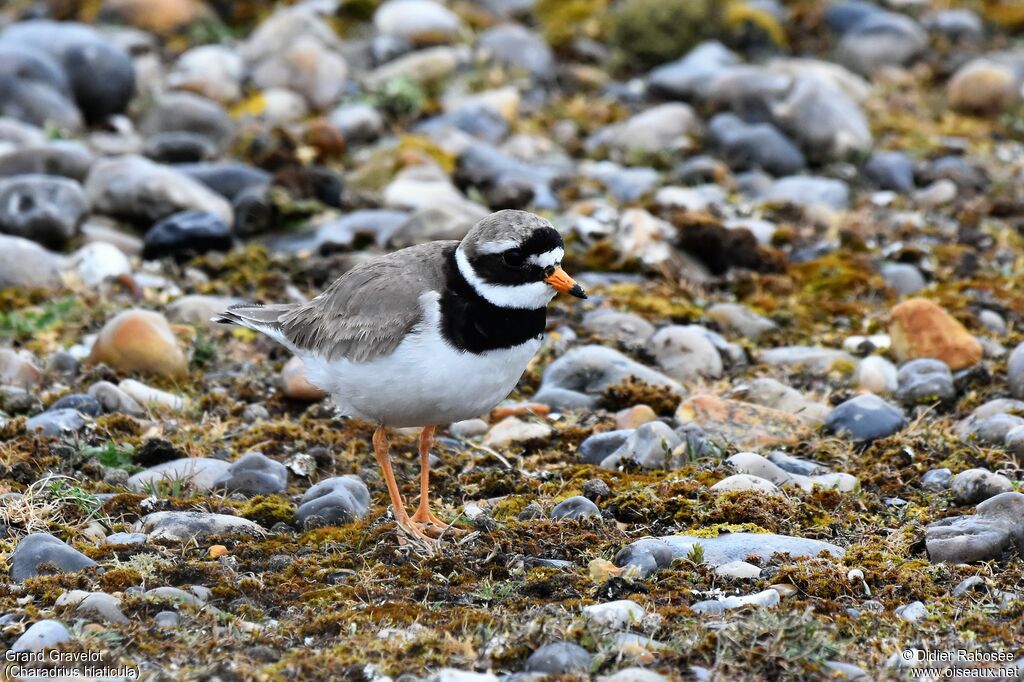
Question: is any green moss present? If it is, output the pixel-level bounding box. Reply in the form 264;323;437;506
535;0;609;49
238;495;296;527
610;0;722;70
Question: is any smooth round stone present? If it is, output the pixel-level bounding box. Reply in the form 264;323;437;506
141;91;234;147
478;24;555;81
583;600;646;629
0;140;95;181
85;155;233;227
971;414;1024;446
0;233;64;289
524;642;592;675
895;358;955;405
706;303;777;341
166;294;243;329
759;176;850;211
597;668;670;682
105;532;147;545
895;601;927;623
601;422;682;470
127;458;230;493
889;298;982;371
711;474;780;494
296;475;371;526
880;263;926;296
951;468;1013;506
647;41;740;100
144;132;216;164
825;394;906;442
168;44;244;103
690;588;781;615
947;59;1018;117
587;103;700;155
329;103;384;145
864;151;915;192
375;0;462;44
119;379;187;413
55;590;127;624
141;511;263;542
540;345;681;400
72;241;132;286
550;496;600;521
0;174;86;248
836;11;927;75
922;9;984;42
855;356;898;394
645;325;723;382
714;560;762;579
824;1;882;33
2;20;135;123
926;492;1024;563
213;452;288;497
10;619;72;652
26;408;87;436
483;416;552;448
10;533;97;582
578;430;634;465
49;393;102;417
706;113;805;176
176;162;271;201
582;310;654;346
142;210;232;262
977;310;1006;336
154;610;180;628
449;418;488;439
88;309;189;380
1009;342;1024;400
921;468;952;492
87;380;144;416
0;348;43;387
580;162;659;204
1006;427;1024;464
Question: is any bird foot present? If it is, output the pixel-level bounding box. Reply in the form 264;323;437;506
410;506;468;538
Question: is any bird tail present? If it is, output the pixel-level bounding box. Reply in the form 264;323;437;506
212;303;298;349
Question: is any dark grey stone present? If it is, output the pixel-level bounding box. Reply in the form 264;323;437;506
524;642;592;675
10;533;97;582
895;358;955;405
0;174;85;248
825;394;906;442
143;210;232;262
296;476;371;526
550;496;600;521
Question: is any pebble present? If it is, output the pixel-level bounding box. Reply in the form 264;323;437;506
895;600;927;623
105;532;147;545
706;113;805;176
855;355;899;394
676;394;805;449
0;348;43;387
895;358;956;405
523;642;592;675
836;11;927;75
87;309;189;379
947;59;1019;116
0;174;86;248
55;590;128;624
296;476;371;526
427;670;498;682
578;430;634;465
926;492;1024;563
582;310;654;346
647;41;740;100
825;394;907;442
615;405;657;430
596;669;669;682
710;474;780;494
714;561;762;579
950;468;1014;506
483;416;552;448
10;533;98;582
449;418;489;439
140;92;234;150
374;0;463;45
706;303;777;341
1009;343;1024;400
888;298;982;370
550;496;601;521
0;233;65;289
921;468;952;492
759;175;850;211
72;241;132;286
141;511;263;542
10;619;72;652
168;44;245;103
691;588;781;615
880;262;926;296
49;393;102;417
601;421;682;470
85;155;233;227
26;408;88;436
757;346;854;372
587;103;700;155
142;210;233;261
478;24;555;81
732;378;830;425
865;151;915;193
616;532;844;577
127;458;231;493
154;611;180;629
87;380;144;416
213;452;288;497
118;379;187;413
645;325;723;382
727;452;858;492
582;600;646;630
538;345;681;408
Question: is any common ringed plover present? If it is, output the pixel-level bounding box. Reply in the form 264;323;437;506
214;210;586;545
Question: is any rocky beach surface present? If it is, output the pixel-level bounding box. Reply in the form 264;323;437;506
1;0;1024;679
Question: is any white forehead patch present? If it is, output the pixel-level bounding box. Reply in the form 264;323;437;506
475;239;521;256
527;247;564;269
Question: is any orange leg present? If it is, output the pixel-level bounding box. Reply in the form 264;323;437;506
410;426;466;537
372;426;434;547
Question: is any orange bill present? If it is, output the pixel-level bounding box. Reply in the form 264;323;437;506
544;267;587;299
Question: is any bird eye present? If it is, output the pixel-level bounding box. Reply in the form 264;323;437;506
501;250;526;268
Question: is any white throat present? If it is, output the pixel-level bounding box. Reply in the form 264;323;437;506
455;246;557;310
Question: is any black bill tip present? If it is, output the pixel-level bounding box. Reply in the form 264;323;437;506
569;283;588;299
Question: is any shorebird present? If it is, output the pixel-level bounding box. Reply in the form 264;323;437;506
215;210;586;545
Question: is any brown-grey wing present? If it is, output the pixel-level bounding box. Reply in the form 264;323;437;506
279;242;454;363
